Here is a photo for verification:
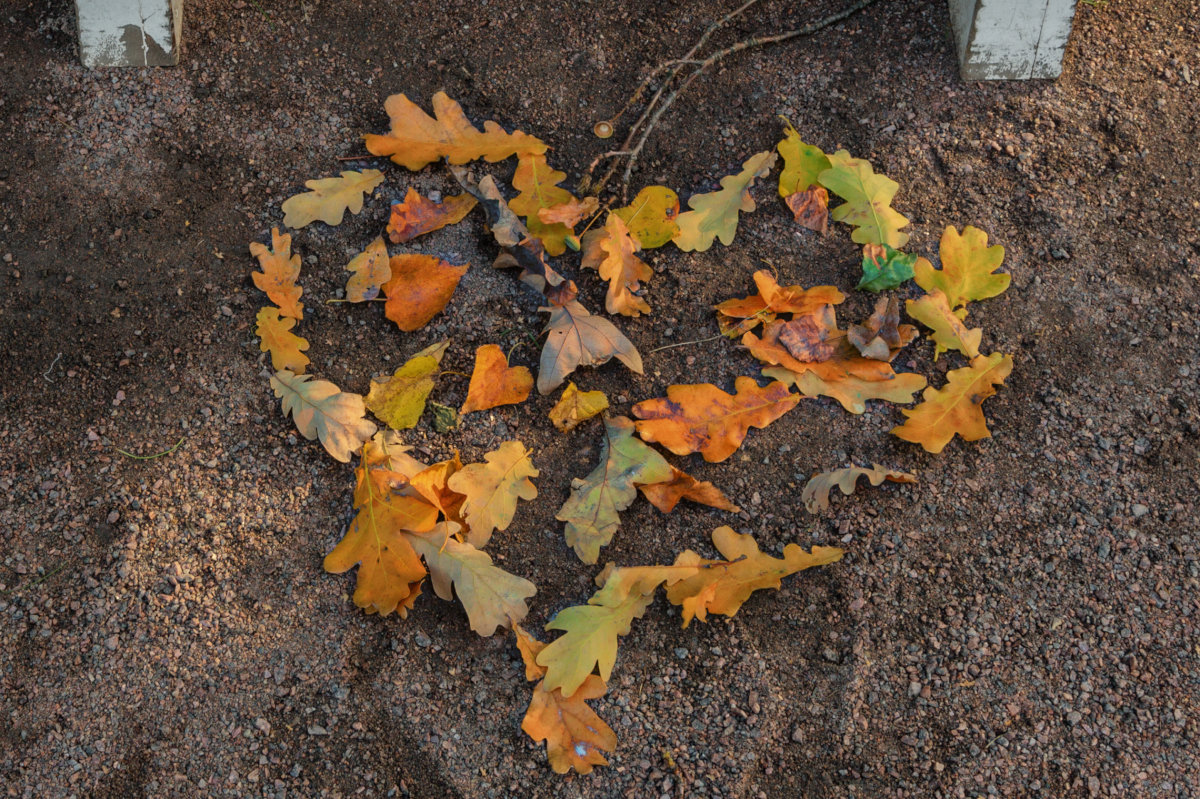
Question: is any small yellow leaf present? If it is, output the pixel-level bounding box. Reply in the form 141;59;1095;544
249;228;304;319
255;307;309;374
612;186;680;249
281;169;384;228
446;441;539;548
548;382;609;433
344;236;391;303
915;225;1010;310
673;151;777;252
906;290;983;359
509;153;576;256
891;353;1013;453
364;341;450;430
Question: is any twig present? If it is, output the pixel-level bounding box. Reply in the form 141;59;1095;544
335;154;387;162
0;563;69;598
114;437;186;461
42;352;62;382
436;370;472;380
649;333;724;354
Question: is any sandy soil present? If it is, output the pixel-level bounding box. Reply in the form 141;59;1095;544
2;0;1198;797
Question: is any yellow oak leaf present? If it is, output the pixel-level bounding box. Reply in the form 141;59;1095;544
612;185;680;249
364;341;449;430
632;376;799;463
666;526;844;627
514;624;549;681
281;169;384;228
915;225;1010;311
343;235;391;303
673;151;777;252
510;153;576;256
522;673;617;775
638;466;740;514
364;91;546;170
270;370;376;463
891;353;1013;453
461;344;534;414
386;188;477;244
446;441;538;548
538;295;643;394
548;382;609;433
801;464;917;514
776;121;831;196
557;416;674;564
769;368;928;415
255;307;309;374
580;214;652;317
818;150;910;248
382;254;469;332
906;290;983;359
250;227;304;319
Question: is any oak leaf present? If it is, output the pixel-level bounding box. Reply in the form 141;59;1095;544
847;296;918;361
557;416;674;564
461;344;533;414
777;305;838;362
363;430;428;481
281;169;384;228
510;153;577;256
666;527;844;627
408;525;535;635
382;254;469;332
548;382;609;433
446;441;539;548
802;465;917;514
784;186;830;234
364;91;546;170
250;227;304;319
612;185;680;249
538;296;643;394
344;236;391;302
673;151;777;252
256;307;310;374
905;290;982;359
537;196;600;228
581;215;653;317
632;377;799;463
858;243;919;292
364;341;449;430
891;352;1013;453
270;370;376;463
818;150;910;248
776;121;831;197
638;466;740;514
713;270;844;336
915;225;1010;311
386;188;477;244
516;626;616;775
407;452;466;527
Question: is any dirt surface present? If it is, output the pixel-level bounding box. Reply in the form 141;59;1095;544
2;0;1199;796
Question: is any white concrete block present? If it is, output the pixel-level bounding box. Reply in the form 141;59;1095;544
949;0;1077;80
75;0;183;67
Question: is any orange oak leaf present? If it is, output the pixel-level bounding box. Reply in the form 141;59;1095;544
386;188;477;244
255;307;310;374
784;185;830;234
446;441;539;548
891;353;1013;453
407;452;466;528
666;526;844;627
638;466;740;513
580;215;653;317
510;153;577;256
537;196;600;228
847;296;918;361
802;464;917;513
461;344;534;414
344;236;391;302
632;377;799;463
382;254;469;332
777;305;838;362
364;91;546;170
250;227;304;319
713;270;844;336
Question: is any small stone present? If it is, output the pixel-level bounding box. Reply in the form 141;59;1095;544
104;635;119;651
414;631;432;648
822;647;839;663
1132;504;1149;518
790;726;804;743
255;718;271;734
306;725;328;736
674;647;688;660
908;681;922;698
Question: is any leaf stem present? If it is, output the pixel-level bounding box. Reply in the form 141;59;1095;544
113;437;186;461
648;333;724;354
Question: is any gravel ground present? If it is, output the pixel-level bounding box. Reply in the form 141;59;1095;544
2;0;1198;797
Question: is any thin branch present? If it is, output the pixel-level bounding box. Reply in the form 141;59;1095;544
114;437;186;461
648;333;724;354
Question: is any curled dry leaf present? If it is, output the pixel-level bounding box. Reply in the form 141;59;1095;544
343;236;391;302
847;296;918;361
516;626;617;775
891;352;1013;453
270;370;376;463
250;227;304;319
632;376;799;463
612;185;680;249
548;382;609;433
776;120;831;197
580;214;653;317
386;188;477;244
906;290;982;359
408;453;466;528
777;305;838;362
915;225;1010;311
674;151;777;252
364;430;428;481
818;150;910;248
364;91;546;170
538;297;643;395
784;186;830;234
255;307;310;374
364;341;449;430
637;466;740;514
382;254;469;332
447;440;539;548
537;196;600;229
280;169;384;228
461;344;534;414
713;269;844;337
858;243;920;292
556;416;673;564
801;464;917;514
667;527;844;627
510;153;577;256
